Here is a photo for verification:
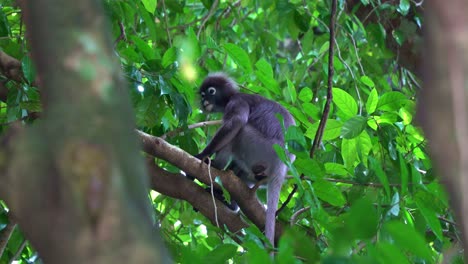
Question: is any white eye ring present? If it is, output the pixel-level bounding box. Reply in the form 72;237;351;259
207;87;216;95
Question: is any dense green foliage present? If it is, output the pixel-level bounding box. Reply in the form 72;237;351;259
0;0;461;263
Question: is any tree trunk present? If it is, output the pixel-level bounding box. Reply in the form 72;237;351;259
419;0;468;259
0;0;169;263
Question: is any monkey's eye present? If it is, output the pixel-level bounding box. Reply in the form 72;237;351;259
207;87;216;95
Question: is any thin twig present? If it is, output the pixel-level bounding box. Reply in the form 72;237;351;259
161;0;172;46
334;40;362;115
113;21;126;47
197;0;219;39
276;184;298;216
206;158;220;227
160;120;222;139
310;0;337;158
290;206;311;225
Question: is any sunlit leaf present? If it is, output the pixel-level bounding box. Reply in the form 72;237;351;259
360;76;375;88
141;0;157;14
298;87;313;102
284;78;297;103
377;92;408;112
305;119;343;141
324;163;349;176
224;43;253;73
366;88;378;114
162;47;177;68
332;88;358;118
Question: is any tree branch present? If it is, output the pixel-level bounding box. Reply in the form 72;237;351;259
310;0;337;158
137;129;285;242
146;158;248;234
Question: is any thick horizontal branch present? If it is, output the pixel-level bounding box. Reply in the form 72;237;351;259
146;158;247;234
137;129;284;241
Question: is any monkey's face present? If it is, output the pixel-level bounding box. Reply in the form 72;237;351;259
199;86;218;113
198;73;237;113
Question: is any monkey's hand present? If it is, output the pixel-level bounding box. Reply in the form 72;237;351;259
194;153;207;161
186;153;210;181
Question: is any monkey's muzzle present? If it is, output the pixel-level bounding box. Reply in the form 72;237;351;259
203;100;214;112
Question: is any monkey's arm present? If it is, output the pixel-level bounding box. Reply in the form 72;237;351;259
198;98;249;158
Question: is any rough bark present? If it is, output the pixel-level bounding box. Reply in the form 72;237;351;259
419;0;468;259
0;0;169;263
138;130;284;243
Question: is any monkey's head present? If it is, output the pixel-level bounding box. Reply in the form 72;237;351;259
199;73;238;113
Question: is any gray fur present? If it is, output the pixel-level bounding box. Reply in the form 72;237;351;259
197;73;296;248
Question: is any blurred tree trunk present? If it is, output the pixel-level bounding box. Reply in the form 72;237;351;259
420;0;468;259
0;0;169;263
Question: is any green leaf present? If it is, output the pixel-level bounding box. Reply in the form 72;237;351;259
319;41;329;55
254;58;273;78
360;76;375;88
370;157;390;197
374;243;411;264
341;116;367;139
278;229;320;263
342;138;357;169
295;158;324;179
347;198;378;239
414;192;443;241
357;131;372;165
255;59;279;93
397;0;410;16
302;103;320;120
141;0;157;14
285;125;307;151
19;101;42;112
324;163;349;176
244;241;271;264
131;36;155;60
366;88;378;114
312;179;346;207
384;221;433;260
202;244;238;263
293;9;310;32
0;8;10;37
399;106;413;125
399;154;408;196
224;43;253;73
305;119;343;141
298;87;313;102
21;56;36;84
137;2;157;43
162;47;177;68
389;192;400;216
273;144;288;163
332;88;358;118
377;91;407;112
135;94;162;128
284;78;297;103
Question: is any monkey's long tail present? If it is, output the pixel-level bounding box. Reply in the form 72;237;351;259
265;173;285;249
